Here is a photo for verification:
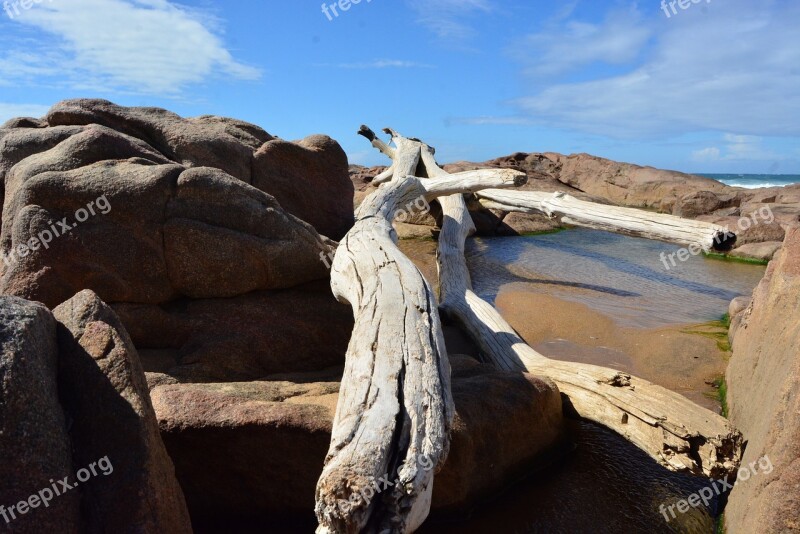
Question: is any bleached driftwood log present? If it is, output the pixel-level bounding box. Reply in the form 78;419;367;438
360;127;743;479
477;189;737;251
315;142;526;533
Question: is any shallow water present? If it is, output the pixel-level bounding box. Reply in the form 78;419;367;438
467;229;765;329
401;229;768;533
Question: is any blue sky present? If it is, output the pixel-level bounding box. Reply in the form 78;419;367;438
1;0;798;173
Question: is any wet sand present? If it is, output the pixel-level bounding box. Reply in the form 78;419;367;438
495;288;728;411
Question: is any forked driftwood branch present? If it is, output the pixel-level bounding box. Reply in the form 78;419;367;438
357;127;743;483
314;131;526;533
476;189;737;251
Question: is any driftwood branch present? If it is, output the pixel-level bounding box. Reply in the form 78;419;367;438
361;129;742;480
315;142;526;532
477;189;737;251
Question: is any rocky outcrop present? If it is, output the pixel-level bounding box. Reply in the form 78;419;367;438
1;100;353;387
0;292;191;533
0;297;81;533
54;290;191;533
0;128;334;308
725;228;800;533
151;355;564;527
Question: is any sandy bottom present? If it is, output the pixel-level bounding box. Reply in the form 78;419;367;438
399;238;728;412
495;287;727;412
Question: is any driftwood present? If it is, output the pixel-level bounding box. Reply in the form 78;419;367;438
315;139;526;533
476;189;737;251
360;127;743;481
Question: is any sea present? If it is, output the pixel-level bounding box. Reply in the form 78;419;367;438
699;173;800;189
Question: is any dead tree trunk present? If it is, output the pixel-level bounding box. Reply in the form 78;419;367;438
315;143;526;533
476;189;736;251
359;127;743;480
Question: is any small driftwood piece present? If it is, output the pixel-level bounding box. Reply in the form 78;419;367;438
476;189;737;251
360;128;743;480
315;128;526;533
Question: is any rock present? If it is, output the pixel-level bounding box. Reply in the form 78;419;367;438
53;290;192;533
393;222;437;240
42;99;353;239
431;356;563;511
497;212;562;236
729;241;783;261
152;378;338;524
0;297;80;533
728;296;751;318
543;152;731;212
253;136;354;240
45;99;269;182
725;228;800;533
111;281;353;382
349;165;385;208
698;213;786;246
1;142;333;307
1;117;47;129
727;295;752;343
151;356;563;526
673;191;740;218
0;125;85;229
1;99;355;307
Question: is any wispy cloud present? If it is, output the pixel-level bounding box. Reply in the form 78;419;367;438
315;59;435;70
406;0;492;41
693;134;784;162
1;0;261;96
510;5;652;77
510;0;800;138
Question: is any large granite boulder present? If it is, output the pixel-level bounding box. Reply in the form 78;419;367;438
151;355;563;527
54;290;191;533
0;122;336;308
0;292;192;533
726;227;800;533
0;297;80;533
0;99;355;309
43;99;353;239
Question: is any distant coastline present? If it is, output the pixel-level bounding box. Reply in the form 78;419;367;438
699;173;800;189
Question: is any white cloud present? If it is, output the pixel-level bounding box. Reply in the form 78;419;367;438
511;5;652;76
692;147;721;162
406;0;491;41
315;59;434;69
511;0;800;138
692;134;782;162
0;103;51;124
1;0;260;95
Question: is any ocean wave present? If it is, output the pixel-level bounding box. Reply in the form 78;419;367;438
719;181;795;189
